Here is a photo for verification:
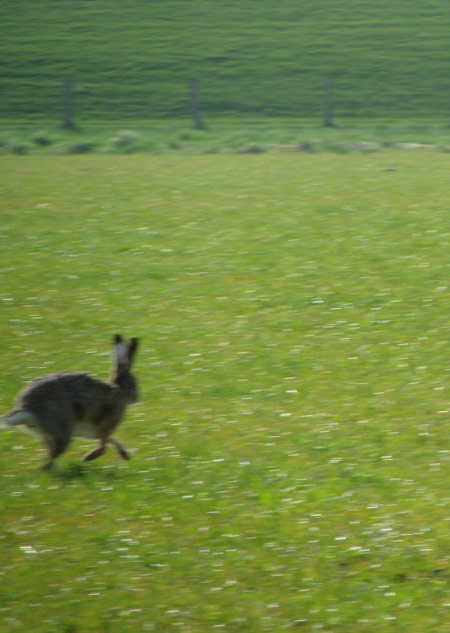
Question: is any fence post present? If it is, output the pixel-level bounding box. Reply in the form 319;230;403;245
189;78;205;130
62;77;76;129
322;77;335;128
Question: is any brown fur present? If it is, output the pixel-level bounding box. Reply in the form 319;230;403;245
1;335;139;469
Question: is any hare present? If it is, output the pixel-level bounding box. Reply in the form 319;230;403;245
1;335;139;469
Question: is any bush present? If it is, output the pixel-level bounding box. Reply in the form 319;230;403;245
10;142;30;155
67;141;96;154
32;133;52;147
110;130;139;152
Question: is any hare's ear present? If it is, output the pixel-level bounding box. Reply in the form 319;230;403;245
113;334;128;367
127;337;139;366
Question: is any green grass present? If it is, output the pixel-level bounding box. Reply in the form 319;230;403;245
2;0;450;119
3;116;450;156
2;152;450;631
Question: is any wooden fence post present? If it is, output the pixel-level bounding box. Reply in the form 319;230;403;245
189;78;205;130
62;77;76;130
322;76;335;128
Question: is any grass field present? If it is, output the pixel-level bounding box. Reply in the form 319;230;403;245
2;0;450;119
3;116;450;156
2;151;450;631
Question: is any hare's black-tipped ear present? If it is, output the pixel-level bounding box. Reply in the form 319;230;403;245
128;337;139;364
113;334;128;367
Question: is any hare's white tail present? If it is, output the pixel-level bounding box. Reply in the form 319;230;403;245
1;409;36;428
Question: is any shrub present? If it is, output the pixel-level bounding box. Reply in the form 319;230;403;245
32;133;52;146
235;143;266;154
10;143;30;155
110;130;139;152
67;141;96;154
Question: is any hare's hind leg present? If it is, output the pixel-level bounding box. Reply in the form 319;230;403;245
82;438;130;462
83;441;106;462
107;437;131;460
43;433;72;470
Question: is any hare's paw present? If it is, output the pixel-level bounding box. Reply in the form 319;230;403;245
83;445;106;462
108;437;131;460
119;448;131;461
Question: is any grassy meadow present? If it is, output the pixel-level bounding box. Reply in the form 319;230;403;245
2;0;450;120
4;117;450;156
2;151;450;631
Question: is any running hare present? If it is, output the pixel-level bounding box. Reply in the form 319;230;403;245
1;335;139;469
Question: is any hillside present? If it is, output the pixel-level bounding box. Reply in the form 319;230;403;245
2;0;450;120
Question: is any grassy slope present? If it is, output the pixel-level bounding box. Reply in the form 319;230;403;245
2;0;450;119
6;116;450;157
2;153;450;631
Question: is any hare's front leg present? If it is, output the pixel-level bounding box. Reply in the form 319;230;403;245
107;437;131;460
